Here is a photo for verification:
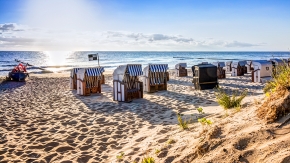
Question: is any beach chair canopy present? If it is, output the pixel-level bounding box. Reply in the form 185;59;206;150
71;68;82;78
143;64;168;77
113;64;143;81
270;58;285;66
77;67;105;80
212;62;225;68
226;61;232;65
238;61;247;66
175;63;187;69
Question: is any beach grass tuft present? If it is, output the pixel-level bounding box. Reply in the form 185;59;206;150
177;113;189;130
155;149;161;155
264;63;290;94
198;118;212;126
197;107;204;114
116;152;124;161
215;87;248;109
142;156;155;163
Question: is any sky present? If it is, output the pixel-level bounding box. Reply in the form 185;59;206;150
0;0;289;51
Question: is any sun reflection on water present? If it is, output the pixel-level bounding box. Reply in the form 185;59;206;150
43;51;73;72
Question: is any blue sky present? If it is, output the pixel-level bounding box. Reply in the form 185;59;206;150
0;0;289;51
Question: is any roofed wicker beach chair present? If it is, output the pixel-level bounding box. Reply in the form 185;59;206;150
231;61;246;76
192;63;218;90
226;61;232;72
175;63;187;77
76;67;105;96
252;60;272;83
246;60;255;73
142;64;169;93
212;62;226;79
113;64;143;102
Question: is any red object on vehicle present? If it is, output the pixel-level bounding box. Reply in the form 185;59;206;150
12;63;27;73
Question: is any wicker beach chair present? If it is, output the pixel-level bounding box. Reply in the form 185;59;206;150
231;61;246;76
192;63;218;90
113;64;143;102
175;63;187;77
212;62;226;79
76;67;105;96
142;64;168;93
226;61;232;72
252;61;272;83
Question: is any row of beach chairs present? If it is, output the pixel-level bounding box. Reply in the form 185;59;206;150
70;58;290;102
225;58;289;83
70;64;170;102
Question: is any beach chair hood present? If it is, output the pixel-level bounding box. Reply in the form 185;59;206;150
212;62;225;68
175;63;187;69
113;64;143;81
238;61;247;66
143;64;168;77
77;67;105;80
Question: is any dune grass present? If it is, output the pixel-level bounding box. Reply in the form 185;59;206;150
142;156;155;163
264;63;290;94
177;113;189;130
215;87;248;110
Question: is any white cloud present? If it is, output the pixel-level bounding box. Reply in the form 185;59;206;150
224;41;263;47
0;23;265;50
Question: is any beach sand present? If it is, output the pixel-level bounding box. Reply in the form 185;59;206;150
1;70;289;163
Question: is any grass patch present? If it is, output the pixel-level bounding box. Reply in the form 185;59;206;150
198;118;212;126
142;156;155;163
235;106;241;112
215;87;248;109
155;149;161;155
167;139;176;145
116;152;124;161
264;63;290;94
177;113;189;130
197;107;204;114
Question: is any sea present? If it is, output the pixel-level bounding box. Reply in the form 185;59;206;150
0;51;289;76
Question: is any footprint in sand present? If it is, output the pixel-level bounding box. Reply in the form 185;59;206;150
77;135;87;141
157;138;168;143
158;129;168;134
56;146;74;153
135;136;146;142
77;155;93;162
80;145;93;151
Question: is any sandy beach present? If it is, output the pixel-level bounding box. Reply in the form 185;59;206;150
1;70;290;163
